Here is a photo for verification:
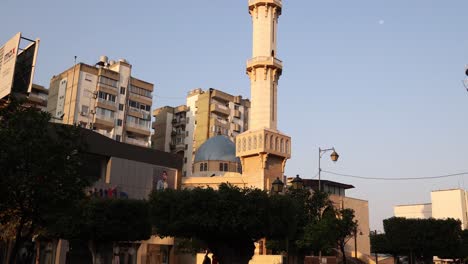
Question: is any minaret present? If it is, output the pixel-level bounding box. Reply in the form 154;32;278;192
236;0;291;191
247;0;281;130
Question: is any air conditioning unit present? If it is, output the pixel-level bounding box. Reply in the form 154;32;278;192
80;111;87;116
92;91;98;99
90;109;96;114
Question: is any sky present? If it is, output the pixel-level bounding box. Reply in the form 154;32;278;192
2;0;468;231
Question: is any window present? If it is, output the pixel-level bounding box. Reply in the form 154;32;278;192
203;163;208;171
129;85;152;98
85;74;93;82
120;87;126;95
224;163;228;171
119;104;124;111
98;91;116;102
95;107;115;119
199;163;204;171
183;171;187;177
81;105;89;115
219;163;224;171
115;135;121;142
184;157;187;164
186;131;189;137
117;119;123;126
185;144;188;150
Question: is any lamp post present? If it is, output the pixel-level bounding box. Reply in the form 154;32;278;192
291;174;304;190
272;177;284;194
318;147;339;191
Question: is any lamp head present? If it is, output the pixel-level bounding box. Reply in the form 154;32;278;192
330;150;339;162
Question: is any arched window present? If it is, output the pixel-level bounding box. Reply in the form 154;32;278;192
285;140;290;154
248;136;252;150
224;163;228;171
243;138;246;151
270;135;274;149
280;138;284;152
275;137;279;151
264;134;268;149
259;134;263;148
203;163;208;171
253;136;257;149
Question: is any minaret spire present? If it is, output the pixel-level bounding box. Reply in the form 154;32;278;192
247;0;283;131
236;0;290;191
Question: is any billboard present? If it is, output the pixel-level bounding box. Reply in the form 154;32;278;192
11;39;40;94
0;33;21;99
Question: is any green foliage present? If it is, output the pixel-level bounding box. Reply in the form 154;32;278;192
58;199;152;242
379;217;465;262
0;100;93;262
149;183;299;263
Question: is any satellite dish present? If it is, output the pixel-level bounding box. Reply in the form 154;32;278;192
463;79;468;92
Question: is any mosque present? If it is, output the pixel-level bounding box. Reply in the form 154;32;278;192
182;0;290;191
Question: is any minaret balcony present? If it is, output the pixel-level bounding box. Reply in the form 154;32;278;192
248;0;282;9
246;56;283;71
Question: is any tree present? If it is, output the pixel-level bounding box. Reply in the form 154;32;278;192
334;208;358;264
381;217;464;264
148;184;299;264
0;100;94;264
54;198;152;264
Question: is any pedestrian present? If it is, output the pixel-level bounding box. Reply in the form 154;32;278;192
202;249;211;264
212;254;219;264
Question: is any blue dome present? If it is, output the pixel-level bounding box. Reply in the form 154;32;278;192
194;135;240;163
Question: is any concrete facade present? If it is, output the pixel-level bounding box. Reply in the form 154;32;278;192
47;56;153;147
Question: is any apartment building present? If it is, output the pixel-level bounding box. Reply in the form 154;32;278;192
47;56;153;147
25;84;49;111
152;88;250;177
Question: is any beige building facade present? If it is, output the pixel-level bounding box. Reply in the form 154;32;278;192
394;188;468;229
47;56;153;147
152;88;250;177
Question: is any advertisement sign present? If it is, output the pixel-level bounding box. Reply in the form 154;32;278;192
0;32;21;99
11;39;40;94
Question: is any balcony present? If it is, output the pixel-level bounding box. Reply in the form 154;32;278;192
93;113;115;129
96;98;117;111
171;118;186;127
248;0;282;8
233;110;241;119
124;137;149;148
246;56;283;70
126;122;151;136
128;107;151;120
210;103;230;116
129;92;152;105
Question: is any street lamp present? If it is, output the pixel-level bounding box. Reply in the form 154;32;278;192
291;174;303;190
318;147;339;191
272;177;284;194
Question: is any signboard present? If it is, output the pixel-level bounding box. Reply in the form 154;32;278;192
11;39;40;94
0;32;21;99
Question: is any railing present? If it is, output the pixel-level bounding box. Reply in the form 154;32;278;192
126;121;150;131
97;98;117;107
95;113;114;122
247;56;283;66
124;137;149;147
128;107;151;118
97;82;117;90
129;91;152;100
248;0;282;6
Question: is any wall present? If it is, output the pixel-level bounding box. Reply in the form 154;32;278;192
432;189;468;229
330;195;371;262
394;204;432;219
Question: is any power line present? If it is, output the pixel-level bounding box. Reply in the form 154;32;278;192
321;170;468;181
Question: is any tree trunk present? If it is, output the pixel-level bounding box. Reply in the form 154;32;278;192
8;218;26;264
206;237;255;264
339;242;347;264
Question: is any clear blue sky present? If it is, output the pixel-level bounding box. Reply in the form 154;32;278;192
2;0;468;231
